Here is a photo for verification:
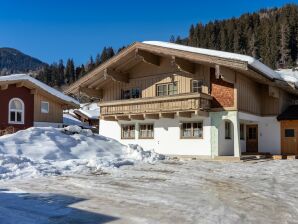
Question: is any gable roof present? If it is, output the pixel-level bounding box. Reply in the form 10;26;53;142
143;41;281;80
65;41;298;95
0;74;79;107
277;105;298;121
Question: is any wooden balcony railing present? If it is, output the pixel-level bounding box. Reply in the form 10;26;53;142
100;92;212;116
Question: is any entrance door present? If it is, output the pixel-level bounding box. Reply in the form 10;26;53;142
246;125;258;153
282;128;297;154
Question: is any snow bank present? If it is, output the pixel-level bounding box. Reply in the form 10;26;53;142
0;126;163;180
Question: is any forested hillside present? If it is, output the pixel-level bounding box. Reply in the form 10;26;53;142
0;48;46;74
171;4;298;69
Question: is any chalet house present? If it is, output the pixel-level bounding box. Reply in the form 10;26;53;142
65;41;298;157
0;74;79;132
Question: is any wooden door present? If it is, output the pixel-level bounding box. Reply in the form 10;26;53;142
281;121;298;155
246;125;258;153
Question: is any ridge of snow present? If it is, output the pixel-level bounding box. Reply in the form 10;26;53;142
0;126;163;180
142;41;280;79
0;74;79;106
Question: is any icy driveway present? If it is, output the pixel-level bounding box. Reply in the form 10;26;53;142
1;159;298;224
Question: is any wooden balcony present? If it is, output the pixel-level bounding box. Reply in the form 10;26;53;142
100;92;212;120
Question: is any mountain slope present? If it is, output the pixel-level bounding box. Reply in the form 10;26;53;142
0;47;47;73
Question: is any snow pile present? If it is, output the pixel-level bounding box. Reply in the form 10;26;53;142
0;126;163;180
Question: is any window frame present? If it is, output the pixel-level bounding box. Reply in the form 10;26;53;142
8;98;25;124
139;124;154;139
285;129;295;138
191;79;203;93
225;121;232;140
121;124;136;139
240;123;245;140
41;101;49;114
156;82;178;96
180;121;203;139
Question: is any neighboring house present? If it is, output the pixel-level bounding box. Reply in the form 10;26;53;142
73;102;100;130
65;41;298;157
0;74;79;132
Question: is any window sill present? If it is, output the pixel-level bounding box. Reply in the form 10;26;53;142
139;137;154;140
181;137;203;139
8;122;24;125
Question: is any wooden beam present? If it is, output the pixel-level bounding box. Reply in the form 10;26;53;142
195;110;209;117
30;89;37;94
102;115;117;121
160;112;175;119
79;87;103;98
177;111;193;118
0;84;8;90
16;81;24;88
135;49;160;66
171;56;195;74
129;114;144;120
104;68;129;83
116;115;130;121
144;113;159;119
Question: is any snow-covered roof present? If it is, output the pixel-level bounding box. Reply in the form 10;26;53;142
75;109;100;119
0;74;79;106
276;69;298;87
143;41;281;80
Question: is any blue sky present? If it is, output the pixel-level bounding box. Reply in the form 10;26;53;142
0;0;296;65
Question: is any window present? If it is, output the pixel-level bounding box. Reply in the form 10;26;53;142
225;121;232;139
240;124;245;140
139;124;154;139
156;82;177;96
121;88;141;99
131;88;141;98
247;127;257;140
192;80;203;93
41;101;49;113
285;129;295;137
9;98;24;124
121;125;135;139
181;122;203;138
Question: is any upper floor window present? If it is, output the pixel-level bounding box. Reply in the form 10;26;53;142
9;98;24;124
41;101;49;113
156;82;177;96
192;80;203;93
121;124;135;139
121;88;141;100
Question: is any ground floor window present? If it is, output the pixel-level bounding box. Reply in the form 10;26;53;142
225;121;232;139
139;124;154;139
240;123;245;140
121;125;135;139
181;122;203;138
9;98;24;124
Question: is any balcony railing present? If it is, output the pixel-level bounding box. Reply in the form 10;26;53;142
100;92;212;116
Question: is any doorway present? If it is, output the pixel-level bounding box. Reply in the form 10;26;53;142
246;125;258;153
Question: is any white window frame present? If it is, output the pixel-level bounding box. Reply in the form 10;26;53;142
139;124;154;139
8;98;25;124
41;101;49;114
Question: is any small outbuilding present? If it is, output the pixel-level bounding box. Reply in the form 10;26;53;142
0;74;79;133
277;105;298;155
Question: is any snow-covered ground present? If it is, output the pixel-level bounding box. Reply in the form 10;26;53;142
1;159;298;223
0;126;162;180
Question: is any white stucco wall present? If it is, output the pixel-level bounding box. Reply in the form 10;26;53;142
99;115;212;156
239;112;281;154
218;120;234;156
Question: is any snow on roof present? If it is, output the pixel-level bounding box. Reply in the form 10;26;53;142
0;74;79;106
75;109;100;119
142;41;281;80
276;69;298;86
